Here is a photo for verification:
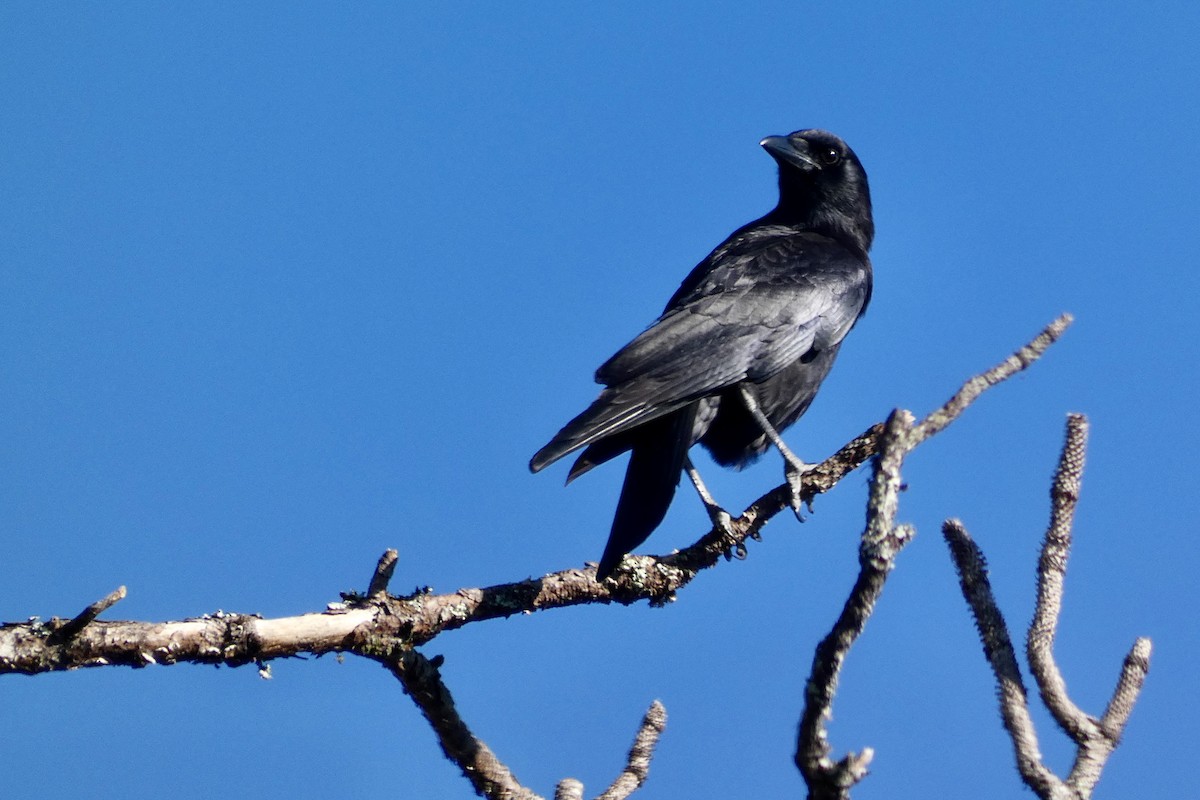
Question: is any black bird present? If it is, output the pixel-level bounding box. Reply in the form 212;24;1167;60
530;129;873;579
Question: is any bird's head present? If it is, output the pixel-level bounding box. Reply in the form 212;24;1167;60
760;129;873;259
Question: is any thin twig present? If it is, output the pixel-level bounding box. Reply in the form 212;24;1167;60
1099;637;1151;742
385;649;543;800
595;701;668;800
55;586;127;640
1028;414;1092;739
367;549;399;598
909;313;1073;446
942;520;1065;798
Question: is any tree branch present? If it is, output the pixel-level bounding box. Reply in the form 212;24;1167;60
386;649;542;800
1099;637;1151;742
796;410;914;800
0;316;1080;800
908;313;1072;447
943;519;1065;798
384;647;666;800
1;315;1074;679
1028;414;1093;739
789;315;1075;799
54;585;127;641
943;415;1151;800
594;701;668;800
367;548;400;599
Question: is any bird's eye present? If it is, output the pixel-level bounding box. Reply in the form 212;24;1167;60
817;147;840;166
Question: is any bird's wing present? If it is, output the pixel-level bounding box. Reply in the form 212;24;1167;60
599;231;869;387
530;231;869;472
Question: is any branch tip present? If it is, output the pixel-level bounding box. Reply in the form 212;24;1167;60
1028;414;1092;742
367;549;399;598
58;585;128;639
596;700;668;800
1099;637;1152;742
909;314;1073;446
554;779;584;800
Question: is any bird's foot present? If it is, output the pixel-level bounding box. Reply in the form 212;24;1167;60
705;503;737;538
684;456;738;538
784;459;818;521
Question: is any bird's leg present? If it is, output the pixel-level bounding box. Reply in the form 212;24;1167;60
683;456;736;537
738;385;815;518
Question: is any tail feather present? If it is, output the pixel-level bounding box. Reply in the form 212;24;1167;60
566;432;635;484
530;385;696;474
596;406;697;579
529;393;648;473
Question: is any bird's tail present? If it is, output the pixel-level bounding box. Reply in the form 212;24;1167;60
529;392;646;474
596;406;696;579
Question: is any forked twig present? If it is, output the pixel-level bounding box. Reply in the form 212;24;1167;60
793;316;1075;800
944;415;1150;800
385;649;667;800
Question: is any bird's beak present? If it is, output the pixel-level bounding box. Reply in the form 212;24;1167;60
760;135;818;171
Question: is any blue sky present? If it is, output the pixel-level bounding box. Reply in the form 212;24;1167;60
2;4;1197;798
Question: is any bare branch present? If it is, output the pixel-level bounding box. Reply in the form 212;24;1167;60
942;519;1065;798
1028;414;1092;739
554;780;584;800
944;414;1151;800
2;317;1073;679
790;317;1074;799
0;315;1097;800
1100;637;1151;741
796;410;915;800
594;701;668;800
55;585;127;640
385;650;666;800
1064;639;1153;794
385;650;542;800
909;313;1073;447
0;607;379;674
367;549;399;598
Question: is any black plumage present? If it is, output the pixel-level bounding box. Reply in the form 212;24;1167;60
531;129;874;579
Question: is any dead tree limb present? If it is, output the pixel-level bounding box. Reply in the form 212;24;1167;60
943;415;1150;800
52;585;127;641
0;315;1076;800
594;701;668;800
386;649;542;800
792;314;1084;799
1;315;1070;678
383;647;666;800
796;410;915;799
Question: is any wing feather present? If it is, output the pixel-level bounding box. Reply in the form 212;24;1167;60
530;229;869;472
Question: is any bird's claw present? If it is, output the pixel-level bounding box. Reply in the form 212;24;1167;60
707;505;736;538
722;541;750;562
785;461;818;521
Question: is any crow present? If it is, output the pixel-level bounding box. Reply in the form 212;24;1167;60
530;129;874;579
